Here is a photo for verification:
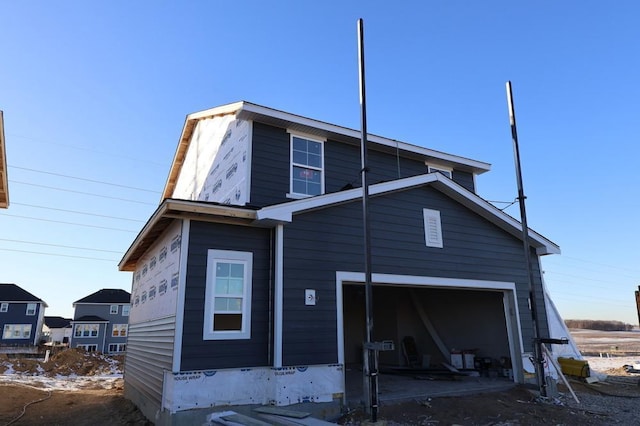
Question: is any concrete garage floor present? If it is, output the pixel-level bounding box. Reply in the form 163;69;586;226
344;365;516;408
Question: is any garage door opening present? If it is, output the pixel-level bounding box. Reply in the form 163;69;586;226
336;273;523;404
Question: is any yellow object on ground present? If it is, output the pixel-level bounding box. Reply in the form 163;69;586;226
557;357;590;378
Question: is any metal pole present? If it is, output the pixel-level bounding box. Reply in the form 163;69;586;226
505;81;547;397
357;18;378;422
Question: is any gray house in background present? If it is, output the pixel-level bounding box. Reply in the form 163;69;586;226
70;288;131;354
118;101;560;424
0;283;47;350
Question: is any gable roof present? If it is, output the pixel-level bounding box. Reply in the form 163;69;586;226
0;283;47;305
162;101;492;200
44;316;72;329
73;288;131;305
0;110;7;208
256;172;560;256
118;199;258;271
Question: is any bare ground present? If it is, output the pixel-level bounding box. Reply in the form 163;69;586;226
1;331;640;425
0;383;150;426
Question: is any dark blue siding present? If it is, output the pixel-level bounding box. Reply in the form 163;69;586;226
180;221;273;371
281;185;547;365
249;122;476;208
0;302;41;345
249;122;290;206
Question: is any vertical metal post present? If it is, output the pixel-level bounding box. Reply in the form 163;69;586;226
357;18;378;421
505;81;547;397
635;286;640;327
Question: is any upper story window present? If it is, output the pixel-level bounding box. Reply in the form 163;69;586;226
26;303;36;316
110;305;119;314
203;250;253;340
290;135;324;197
427;164;452;179
0;303;8;313
122;305;130;316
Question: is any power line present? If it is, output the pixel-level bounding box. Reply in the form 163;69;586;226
0;213;137;232
0;247;117;262
10;180;157;206
543;255;640;275
12;202;145;223
7;133;167;168
0;238;123;254
9;165;161;194
545;269;637;286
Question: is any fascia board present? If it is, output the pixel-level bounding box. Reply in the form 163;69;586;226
256;174;439;222
161;102;247;200
430;177;560;255
257;172;560;255
239;102;491;173
119;199;257;270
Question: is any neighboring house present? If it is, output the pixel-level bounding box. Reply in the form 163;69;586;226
0;110;8;208
118;101;560;424
70;289;131;354
43;316;72;346
0;283;47;349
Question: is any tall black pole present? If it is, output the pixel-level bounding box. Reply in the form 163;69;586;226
505;81;547;397
357;18;378;421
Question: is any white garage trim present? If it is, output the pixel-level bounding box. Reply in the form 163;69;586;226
335;271;524;382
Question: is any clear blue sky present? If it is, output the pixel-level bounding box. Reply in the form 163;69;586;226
1;1;639;325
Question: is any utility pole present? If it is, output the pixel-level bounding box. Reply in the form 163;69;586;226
505;81;548;397
635;285;640;327
357;18;379;422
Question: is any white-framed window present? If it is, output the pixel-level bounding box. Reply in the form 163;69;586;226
76;344;98;352
26;303;36;316
122;305;130;316
423;208;443;248
112;324;128;337
289;134;324;197
427;164;452;179
0;303;8;313
2;324;32;339
110;304;119;314
203;250;253;340
74;324;99;338
108;343;126;353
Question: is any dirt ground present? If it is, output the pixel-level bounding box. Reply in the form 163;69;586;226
0;383;150;426
1;332;640;425
340;379;640;425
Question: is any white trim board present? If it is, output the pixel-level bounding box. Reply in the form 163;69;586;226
172;219;190;372
274;224;284;367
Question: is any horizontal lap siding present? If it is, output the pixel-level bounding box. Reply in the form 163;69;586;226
250;122;476;208
282;186;547;363
180;221;272;371
250;122;290;206
124;316;176;408
452;170;475;192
